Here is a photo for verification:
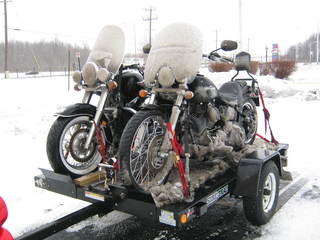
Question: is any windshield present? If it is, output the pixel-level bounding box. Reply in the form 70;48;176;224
144;22;203;85
87;25;125;74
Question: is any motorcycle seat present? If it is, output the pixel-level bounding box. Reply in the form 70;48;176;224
218;81;244;106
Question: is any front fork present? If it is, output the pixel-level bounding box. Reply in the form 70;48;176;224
160;94;184;152
84;89;109;149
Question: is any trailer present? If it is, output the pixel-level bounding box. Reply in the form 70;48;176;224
17;143;308;240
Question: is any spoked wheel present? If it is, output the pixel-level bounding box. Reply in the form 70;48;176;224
243;161;280;225
119;110;166;191
47;116;103;177
242;99;258;144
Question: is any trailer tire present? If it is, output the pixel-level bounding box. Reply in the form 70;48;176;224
243;161;279;225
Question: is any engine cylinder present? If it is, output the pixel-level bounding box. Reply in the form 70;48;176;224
207;104;220;124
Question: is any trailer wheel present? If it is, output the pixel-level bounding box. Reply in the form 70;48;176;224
243;161;279;225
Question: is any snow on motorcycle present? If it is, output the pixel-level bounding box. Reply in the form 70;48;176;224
119;23;259;195
46;25;144;177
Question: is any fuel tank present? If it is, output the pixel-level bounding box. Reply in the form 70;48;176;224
188;74;218;102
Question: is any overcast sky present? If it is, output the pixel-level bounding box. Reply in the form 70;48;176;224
1;0;320;58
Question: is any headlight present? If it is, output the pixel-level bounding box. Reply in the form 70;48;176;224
82;62;99;87
72;71;82;84
97;68;110;82
158;66;175;88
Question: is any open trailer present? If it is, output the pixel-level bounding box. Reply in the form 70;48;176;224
16;143;309;240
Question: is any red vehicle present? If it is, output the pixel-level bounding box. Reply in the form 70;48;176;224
0;197;13;240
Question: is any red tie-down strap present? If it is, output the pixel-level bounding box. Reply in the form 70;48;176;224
94;122;107;163
257;88;279;145
166;122;189;197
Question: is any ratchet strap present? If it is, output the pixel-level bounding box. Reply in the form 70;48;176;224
166;122;189;197
257;88;279;145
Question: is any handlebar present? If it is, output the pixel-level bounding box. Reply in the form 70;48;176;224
203;52;233;63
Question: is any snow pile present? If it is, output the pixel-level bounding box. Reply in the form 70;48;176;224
201;63;320;102
295;89;320;101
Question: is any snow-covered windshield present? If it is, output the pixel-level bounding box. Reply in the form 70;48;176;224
144;22;203;85
87;25;125;74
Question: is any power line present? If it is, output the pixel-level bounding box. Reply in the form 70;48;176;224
7;27;94;40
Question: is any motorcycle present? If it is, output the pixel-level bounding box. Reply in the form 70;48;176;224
46;25;144;177
119;23;259;194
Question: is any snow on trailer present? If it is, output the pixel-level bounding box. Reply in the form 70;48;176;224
14;141;308;240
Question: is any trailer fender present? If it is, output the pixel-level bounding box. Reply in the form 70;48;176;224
54;103;96;118
231;149;283;198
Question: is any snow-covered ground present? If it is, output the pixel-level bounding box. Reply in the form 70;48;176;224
1;63;320;239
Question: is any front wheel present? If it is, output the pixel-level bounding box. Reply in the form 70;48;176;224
46;116;103;177
119;110;166;191
243;161;280;225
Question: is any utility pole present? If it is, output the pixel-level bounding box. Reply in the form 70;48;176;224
317;24;319;64
3;0;9;78
215;30;220;49
134;24;137;58
265;46;268;63
143;6;157;46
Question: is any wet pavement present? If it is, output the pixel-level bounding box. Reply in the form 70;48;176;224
46;198;261;240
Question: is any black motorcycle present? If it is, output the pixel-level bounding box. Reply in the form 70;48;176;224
46;25;144;177
119;23;259;192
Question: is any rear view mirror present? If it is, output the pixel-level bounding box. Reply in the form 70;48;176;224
220;40;238;51
143;43;151;54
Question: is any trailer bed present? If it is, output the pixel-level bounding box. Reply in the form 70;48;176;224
17;143;309;240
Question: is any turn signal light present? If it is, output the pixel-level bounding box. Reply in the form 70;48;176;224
139;89;149;98
180;214;187;224
107;80;118;90
184;91;194;100
74;84;81;91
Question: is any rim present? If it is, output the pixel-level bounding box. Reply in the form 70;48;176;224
59;116;101;175
262;172;277;213
129;115;165;190
242;101;257;144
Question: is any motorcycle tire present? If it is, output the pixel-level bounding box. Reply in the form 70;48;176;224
46;115;104;177
243;161;280;225
119;110;166;192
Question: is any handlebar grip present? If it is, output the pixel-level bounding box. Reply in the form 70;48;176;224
222;56;233;63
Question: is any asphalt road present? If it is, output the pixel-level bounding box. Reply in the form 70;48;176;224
45;174;308;240
46;198;261;240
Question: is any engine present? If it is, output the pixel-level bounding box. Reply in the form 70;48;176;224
187;101;245;162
